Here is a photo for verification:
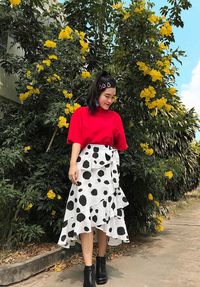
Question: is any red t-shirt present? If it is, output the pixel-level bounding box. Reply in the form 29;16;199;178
66;105;128;151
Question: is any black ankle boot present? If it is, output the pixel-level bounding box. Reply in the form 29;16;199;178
95;256;108;285
83;264;96;287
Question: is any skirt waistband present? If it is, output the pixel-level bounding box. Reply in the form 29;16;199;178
77;144;120;188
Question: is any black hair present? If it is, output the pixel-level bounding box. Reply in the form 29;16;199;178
86;70;117;114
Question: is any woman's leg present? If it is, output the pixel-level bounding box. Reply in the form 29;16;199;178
96;229;108;284
80;230;94;266
96;229;108;256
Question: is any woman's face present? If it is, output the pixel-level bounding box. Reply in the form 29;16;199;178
98;87;116;110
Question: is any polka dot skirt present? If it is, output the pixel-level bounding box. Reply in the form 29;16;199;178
58;144;130;249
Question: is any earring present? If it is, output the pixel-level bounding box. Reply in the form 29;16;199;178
95;100;99;106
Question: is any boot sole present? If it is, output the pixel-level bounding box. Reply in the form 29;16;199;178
96;278;108;284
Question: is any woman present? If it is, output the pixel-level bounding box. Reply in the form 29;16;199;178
58;71;130;287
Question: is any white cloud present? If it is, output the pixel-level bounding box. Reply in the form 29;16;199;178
180;60;200;117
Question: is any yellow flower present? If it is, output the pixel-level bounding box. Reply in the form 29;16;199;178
163;67;171;74
140;86;156;100
26;70;31;78
134;2;145;14
75;30;85;40
51;210;56;216
42;59;51;67
57;195;62;200
168;87;176;96
112;3;123;9
79;31;85;40
159;42;168;50
23;145;31;152
81;71;91;78
80;40;90;54
160;21;173;37
151;108;158;117
66;103;74;113
57;116;69;128
147;97;167;110
156;60;164;67
136;61;150;75
155;225;165;232
58;26;73;40
148;14;160;24
9;0;21;6
47;189;56;199
24;87;40;96
140;143;149;150
140;143;154;156
157;216;164;223
47;74;61;83
134;7;143;13
148;193;154;201
19;92;31;102
154;200;160;207
48;54;58;60
123;12;131;20
164;170;173;179
149;69;163;82
164;103;172;112
74;103;81;110
26;85;33;90
44;40;57;49
145;148;154;156
63;90;73;99
23;203;33;211
36;64;44;73
65;103;81;115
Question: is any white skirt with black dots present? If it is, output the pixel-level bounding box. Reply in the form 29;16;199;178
58;144;130;249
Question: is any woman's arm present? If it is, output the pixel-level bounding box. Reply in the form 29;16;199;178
70;142;81;165
68;142;81;185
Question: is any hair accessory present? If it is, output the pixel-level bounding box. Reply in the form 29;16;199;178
98;81;112;90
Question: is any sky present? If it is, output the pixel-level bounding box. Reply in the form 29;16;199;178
60;0;200;140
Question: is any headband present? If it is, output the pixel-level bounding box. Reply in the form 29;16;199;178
98;81;112;90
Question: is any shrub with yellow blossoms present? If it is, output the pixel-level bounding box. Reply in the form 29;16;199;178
3;0;196;247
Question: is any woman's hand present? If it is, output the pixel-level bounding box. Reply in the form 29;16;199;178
68;163;79;185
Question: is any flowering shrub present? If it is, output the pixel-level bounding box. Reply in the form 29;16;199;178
0;0;199;248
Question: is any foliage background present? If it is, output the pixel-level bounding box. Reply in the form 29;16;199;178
0;0;199;249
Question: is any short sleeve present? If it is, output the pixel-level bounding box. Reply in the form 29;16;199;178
113;113;128;151
66;107;83;147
